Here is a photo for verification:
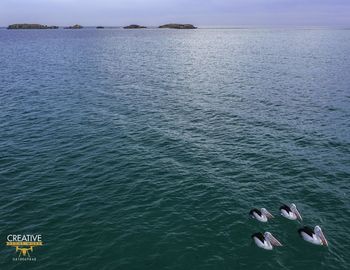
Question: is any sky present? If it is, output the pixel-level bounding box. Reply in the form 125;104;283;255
0;0;349;27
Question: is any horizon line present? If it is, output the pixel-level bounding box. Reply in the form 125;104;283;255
1;24;350;29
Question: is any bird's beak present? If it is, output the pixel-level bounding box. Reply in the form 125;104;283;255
293;208;302;221
265;210;274;219
269;234;283;247
319;231;328;246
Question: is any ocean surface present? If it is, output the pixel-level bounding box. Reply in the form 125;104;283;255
0;28;350;270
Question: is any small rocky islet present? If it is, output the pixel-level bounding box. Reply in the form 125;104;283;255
64;24;83;29
122;23;196;29
158;24;197;29
123;24;147;29
7;24;58;29
7;23;83;29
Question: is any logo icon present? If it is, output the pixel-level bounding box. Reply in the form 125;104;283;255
16;246;34;257
6;234;43;261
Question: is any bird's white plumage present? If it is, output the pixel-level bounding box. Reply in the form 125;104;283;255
280;203;302;221
252;232;282;250
300;231;323;245
252;212;268;222
299;226;328;246
250;208;273;223
280;209;297;220
253;237;273;250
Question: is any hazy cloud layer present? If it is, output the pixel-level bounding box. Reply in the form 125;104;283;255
1;0;349;26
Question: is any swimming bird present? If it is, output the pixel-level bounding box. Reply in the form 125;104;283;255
279;203;302;221
249;208;274;222
251;232;283;250
298;225;328;246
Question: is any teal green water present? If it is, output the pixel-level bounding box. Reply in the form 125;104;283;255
0;29;350;269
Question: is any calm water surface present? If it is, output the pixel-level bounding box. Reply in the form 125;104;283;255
0;29;350;270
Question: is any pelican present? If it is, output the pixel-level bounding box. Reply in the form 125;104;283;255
298;225;328;246
251;232;283;250
279;203;302;221
249;208;274;222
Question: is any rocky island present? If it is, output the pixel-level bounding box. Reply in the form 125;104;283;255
64;24;83;29
123;24;147;29
7;24;58;29
158;24;197;29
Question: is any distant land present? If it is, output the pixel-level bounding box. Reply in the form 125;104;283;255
7;24;58;29
123;24;147;29
63;24;83;29
159;24;197;29
6;23;197;30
